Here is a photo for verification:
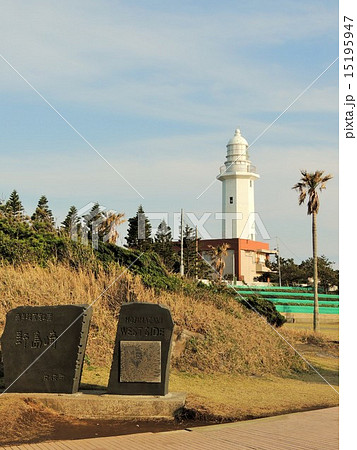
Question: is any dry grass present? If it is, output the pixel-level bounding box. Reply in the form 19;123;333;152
0;397;70;443
0;263;306;376
282;322;339;342
0;263;122;367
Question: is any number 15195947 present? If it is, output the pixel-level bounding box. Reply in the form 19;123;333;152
344;16;354;78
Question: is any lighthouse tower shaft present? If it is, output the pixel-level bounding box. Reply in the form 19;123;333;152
217;129;260;240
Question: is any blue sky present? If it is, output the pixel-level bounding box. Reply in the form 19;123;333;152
0;0;338;265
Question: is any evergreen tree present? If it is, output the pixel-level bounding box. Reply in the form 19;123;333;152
0;199;5;216
78;202;104;247
31;195;55;230
126;205;152;251
180;225;212;279
183;225;196;277
61;205;80;237
267;255;339;292
126;212;138;248
154;220;177;270
267;257;305;286
5;190;24;220
83;202;102;238
300;256;339;293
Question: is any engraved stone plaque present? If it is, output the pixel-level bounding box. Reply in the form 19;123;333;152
1;305;92;394
108;302;174;395
120;341;161;383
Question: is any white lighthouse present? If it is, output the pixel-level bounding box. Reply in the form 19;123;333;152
217;128;260;240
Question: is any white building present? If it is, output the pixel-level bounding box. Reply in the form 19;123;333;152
217;128;260;240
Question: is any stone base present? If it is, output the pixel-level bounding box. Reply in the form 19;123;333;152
1;391;186;420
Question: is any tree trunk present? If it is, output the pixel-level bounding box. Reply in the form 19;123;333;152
312;211;319;331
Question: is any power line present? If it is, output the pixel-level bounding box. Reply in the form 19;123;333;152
278;236;304;262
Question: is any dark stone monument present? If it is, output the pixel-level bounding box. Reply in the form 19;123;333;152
2;305;92;393
107;302;174;396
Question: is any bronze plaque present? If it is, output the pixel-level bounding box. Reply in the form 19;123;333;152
120;340;161;383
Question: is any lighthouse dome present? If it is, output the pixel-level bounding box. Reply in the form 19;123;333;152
227;128;248;147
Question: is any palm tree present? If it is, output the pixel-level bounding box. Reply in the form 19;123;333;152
101;210;125;244
292;170;333;331
209;243;230;281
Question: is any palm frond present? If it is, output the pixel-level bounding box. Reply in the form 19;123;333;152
294;170;332;215
298;191;307;205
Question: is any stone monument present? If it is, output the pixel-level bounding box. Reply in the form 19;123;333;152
107;302;174;396
2;304;92;393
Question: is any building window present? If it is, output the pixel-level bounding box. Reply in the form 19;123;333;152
229;196;233;204
250;180;252;187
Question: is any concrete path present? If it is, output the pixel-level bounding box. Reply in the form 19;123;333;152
3;407;338;449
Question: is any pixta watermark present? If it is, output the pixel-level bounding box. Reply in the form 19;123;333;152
138;211;271;241
69;205;271;247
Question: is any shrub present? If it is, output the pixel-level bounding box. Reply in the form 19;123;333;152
236;294;287;327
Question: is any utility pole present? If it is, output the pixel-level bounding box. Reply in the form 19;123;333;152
276;236;282;287
232;251;235;285
180;208;184;277
195;225;198;280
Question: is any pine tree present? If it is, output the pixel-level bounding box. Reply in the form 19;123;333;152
5;190;24;220
183;225;197;277
0;200;5;217
79;202;103;247
31;195;55;230
125;212;138;248
181;224;212;279
83;203;101;237
126;205;152;251
61;205;80;237
154;220;177;270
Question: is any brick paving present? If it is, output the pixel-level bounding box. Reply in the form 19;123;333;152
2;407;338;449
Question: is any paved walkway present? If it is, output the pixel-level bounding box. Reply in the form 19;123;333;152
3;407;338;449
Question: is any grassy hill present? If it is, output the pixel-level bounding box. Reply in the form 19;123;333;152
0;263;304;376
